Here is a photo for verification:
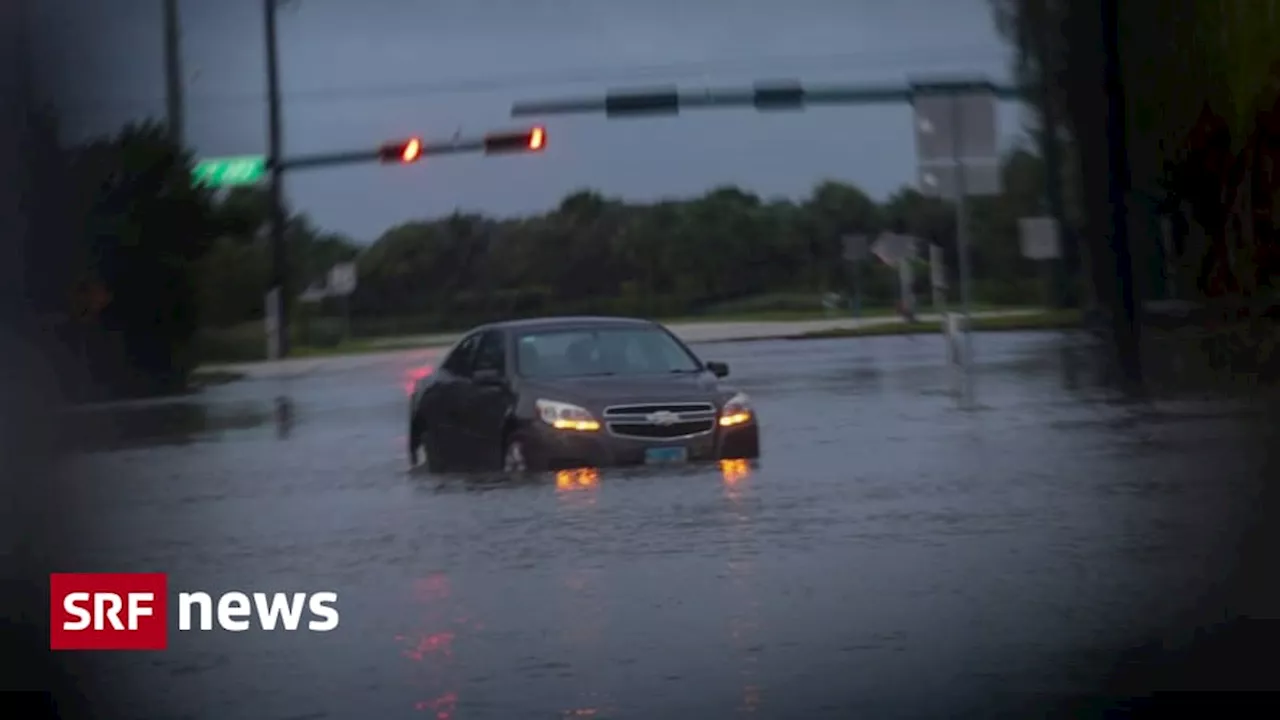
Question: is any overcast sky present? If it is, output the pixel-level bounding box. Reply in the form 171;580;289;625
32;0;1018;242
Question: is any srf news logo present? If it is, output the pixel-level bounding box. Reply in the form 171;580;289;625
50;573;340;651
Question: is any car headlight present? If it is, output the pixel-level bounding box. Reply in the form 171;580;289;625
719;391;753;427
536;399;600;432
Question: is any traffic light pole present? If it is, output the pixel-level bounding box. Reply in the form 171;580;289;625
264;0;289;359
162;0;184;145
253;0;543;360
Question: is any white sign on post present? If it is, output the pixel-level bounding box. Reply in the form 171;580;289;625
299;282;328;304
871;233;921;316
929;244;947;290
1018;217;1062;260
913;89;1002;200
910;82;1001;406
870;232;919;267
917;161;1002;199
328;262;357;296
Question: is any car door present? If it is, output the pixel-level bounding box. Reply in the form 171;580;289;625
454;329;514;468
426;332;481;459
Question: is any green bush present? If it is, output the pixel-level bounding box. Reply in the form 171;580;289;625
196;323;265;363
196;315;342;363
972;277;1044;306
699;292;823;315
302;317;346;348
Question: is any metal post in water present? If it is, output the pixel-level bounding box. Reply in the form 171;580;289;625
950;96;975;407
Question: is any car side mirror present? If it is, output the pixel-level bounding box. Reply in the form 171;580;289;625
472;368;505;386
706;361;730;378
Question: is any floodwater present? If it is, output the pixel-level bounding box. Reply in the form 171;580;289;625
43;332;1272;718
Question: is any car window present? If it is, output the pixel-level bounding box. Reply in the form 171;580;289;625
515;326;701;378
441;333;481;377
472;330;506;374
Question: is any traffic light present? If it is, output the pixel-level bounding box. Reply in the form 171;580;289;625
483;126;546;155
379;137;423;163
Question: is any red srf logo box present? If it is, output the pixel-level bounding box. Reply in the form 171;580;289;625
49;573;168;650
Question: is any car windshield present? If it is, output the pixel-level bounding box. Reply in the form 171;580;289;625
515;326;702;378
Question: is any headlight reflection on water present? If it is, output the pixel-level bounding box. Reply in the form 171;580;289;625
555;462;748;491
720;458;751;485
555;467;600;492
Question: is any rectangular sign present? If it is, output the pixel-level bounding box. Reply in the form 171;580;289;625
1019;216;1062;259
912;92;999;162
328;263;357;296
917;160;1002;199
870;232;919;267
644;446;688;464
192;156;267;187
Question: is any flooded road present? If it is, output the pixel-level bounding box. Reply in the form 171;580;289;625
49;332;1269;718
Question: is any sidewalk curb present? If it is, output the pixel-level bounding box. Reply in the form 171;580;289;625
195;310;1043;378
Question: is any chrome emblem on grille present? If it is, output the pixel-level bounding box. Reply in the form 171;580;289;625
647;410;679;426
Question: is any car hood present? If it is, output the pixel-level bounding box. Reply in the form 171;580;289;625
521;373;731;410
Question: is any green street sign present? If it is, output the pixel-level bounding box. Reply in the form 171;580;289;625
192;155;267;187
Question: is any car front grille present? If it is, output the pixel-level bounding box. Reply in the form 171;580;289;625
603;403;716;417
607;419;716;439
603;402;717;441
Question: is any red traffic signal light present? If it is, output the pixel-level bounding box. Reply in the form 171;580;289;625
483;126;547;155
379;137;423;163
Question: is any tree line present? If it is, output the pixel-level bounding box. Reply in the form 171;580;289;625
23;110;1064;393
197;142;1059;359
25;0;1275;399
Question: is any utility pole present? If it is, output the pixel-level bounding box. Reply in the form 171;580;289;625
162;0;184;144
264;0;289;358
1100;0;1142;392
1035;1;1072;309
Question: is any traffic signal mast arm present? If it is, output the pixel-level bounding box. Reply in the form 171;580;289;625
511;79;1029;118
275;127;545;171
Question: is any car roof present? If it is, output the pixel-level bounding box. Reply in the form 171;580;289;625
477;316;658;334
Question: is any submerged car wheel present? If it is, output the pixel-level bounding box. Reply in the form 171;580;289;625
415;426;445;473
502;435;530;473
408;421;421;466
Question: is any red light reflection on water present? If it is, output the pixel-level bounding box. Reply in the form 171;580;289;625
413;573;450;601
400;631;454;661
402;573;466;716
414;691;457;719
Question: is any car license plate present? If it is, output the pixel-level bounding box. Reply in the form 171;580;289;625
644;446;688;465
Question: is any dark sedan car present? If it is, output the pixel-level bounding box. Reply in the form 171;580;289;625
408;316;760;472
